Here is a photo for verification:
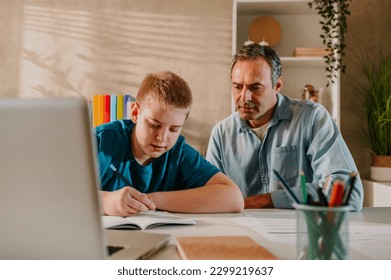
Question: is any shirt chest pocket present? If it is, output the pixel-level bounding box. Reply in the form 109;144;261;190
270;145;299;184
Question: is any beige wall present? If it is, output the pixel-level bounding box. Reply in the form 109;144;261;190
1;0;390;176
0;0;233;155
342;0;391;179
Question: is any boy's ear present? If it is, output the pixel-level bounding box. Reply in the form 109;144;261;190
130;102;140;124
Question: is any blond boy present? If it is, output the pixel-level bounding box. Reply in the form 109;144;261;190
96;71;244;216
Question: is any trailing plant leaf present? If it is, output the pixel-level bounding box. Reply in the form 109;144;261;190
308;0;352;86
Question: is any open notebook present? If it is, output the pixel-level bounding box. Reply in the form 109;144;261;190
103;211;196;230
0;97;169;259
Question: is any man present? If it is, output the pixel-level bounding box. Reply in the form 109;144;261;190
96;71;244;216
206;44;363;211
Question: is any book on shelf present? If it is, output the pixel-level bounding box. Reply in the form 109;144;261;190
176;236;278;260
91;94;135;127
102;211;196;230
123;94;131;120
103;95;110;124
110;94;117;122
92;94;103;127
116;94;124;120
293;47;330;57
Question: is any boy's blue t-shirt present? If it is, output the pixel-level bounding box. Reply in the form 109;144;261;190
95;119;219;193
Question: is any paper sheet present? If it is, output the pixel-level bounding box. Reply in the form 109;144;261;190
233;212;391;248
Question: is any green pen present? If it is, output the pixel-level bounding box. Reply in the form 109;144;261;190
300;171;307;204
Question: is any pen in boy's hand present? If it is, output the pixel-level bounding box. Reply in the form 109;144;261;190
109;164;157;212
109;164;132;186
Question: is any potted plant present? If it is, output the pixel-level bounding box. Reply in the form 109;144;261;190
358;51;391;181
308;0;352;86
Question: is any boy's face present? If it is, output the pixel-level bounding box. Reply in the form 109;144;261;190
130;100;188;165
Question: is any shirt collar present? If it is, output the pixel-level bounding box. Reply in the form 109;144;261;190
273;93;292;123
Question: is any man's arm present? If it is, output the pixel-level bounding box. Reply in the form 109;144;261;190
244;193;274;208
147;172;244;213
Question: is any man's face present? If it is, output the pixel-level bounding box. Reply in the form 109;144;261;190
130;101;188;165
231;57;282;128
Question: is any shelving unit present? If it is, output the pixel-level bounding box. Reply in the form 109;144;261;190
232;0;340;127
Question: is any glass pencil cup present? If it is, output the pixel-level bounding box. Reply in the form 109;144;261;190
293;203;351;260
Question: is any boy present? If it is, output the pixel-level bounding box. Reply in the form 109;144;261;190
96;71;244;216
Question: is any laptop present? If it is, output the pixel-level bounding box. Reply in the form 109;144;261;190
0;97;169;260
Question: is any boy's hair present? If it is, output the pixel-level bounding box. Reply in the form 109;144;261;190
136;71;192;113
231;44;282;88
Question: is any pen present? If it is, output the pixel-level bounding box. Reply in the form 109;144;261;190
273;169;301;204
313;185;329;206
323;174;332;196
343;172;357;206
109;164;157;212
300;171;307;204
109;164;132;186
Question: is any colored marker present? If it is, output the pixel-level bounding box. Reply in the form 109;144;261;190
300;171;307;204
273;169;301;204
329;180;344;207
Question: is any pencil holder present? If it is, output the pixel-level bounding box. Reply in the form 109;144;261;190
294;203;351;260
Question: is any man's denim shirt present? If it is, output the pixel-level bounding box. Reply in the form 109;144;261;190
206;94;363;211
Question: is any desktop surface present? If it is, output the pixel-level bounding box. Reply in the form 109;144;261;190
133;208;391;260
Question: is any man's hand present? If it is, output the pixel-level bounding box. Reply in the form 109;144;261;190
244;193;274;208
100;187;156;216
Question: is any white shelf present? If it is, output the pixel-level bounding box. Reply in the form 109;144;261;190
237;0;316;16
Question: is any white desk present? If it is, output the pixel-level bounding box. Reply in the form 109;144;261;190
144;207;391;260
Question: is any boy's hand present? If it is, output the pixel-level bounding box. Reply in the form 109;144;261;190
100;187;156;216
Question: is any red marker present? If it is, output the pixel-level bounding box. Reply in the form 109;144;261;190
329;181;344;207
